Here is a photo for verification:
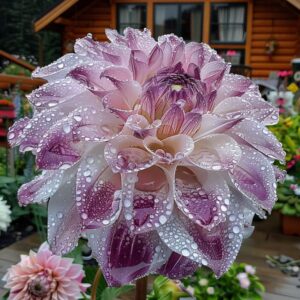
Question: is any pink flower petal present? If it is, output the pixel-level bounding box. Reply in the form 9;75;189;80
157;104;185;139
144;134;194;163
121;166;174;233
48;173;82;255
76;145;122;229
175;166;229;229
33;53;90;81
180;112;202;136
7;117;30;147
229;145;277;212
18;170;66;206
157;198;245;277
86;221;168;286
105;135;158;173
190;133;242;171
193;114;241;141
229;119;285;162
27;78;86;111
158;252;198;279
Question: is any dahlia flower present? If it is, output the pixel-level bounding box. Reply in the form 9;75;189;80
8;28;284;286
0;196;11;232
3;242;89;300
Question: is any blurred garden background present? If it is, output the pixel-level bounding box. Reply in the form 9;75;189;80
0;0;300;299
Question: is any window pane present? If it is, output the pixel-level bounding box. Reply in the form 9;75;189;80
154;4;203;41
117;4;147;33
181;4;203;41
154;4;178;38
211;4;246;43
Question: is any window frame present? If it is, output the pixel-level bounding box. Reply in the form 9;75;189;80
210;2;247;45
112;0;252;65
116;3;148;33
153;2;204;42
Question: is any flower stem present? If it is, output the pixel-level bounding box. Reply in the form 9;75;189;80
135;276;148;300
91;268;102;300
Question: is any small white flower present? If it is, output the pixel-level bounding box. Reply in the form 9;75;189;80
237;272;251;289
199;278;208;286
237;272;248;280
292;266;299;273
286;175;295;181
186;285;195;296
245;265;256;275
294;187;300;196
239;277;251;289
206;287;215;295
0;196;12;232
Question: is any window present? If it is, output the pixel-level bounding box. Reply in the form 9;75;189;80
211;3;247;44
154;4;203;42
117;4;147;33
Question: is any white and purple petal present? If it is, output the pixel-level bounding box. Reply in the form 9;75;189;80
229;145;277;212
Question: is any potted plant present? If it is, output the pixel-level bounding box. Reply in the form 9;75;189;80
275;172;300;235
180;263;265;300
269;115;300;235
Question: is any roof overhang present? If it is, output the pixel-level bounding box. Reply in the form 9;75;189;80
285;0;300;9
34;0;80;32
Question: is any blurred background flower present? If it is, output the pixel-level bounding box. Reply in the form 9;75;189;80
0;195;11;232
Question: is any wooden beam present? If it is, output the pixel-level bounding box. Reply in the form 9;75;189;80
0;50;36;71
54;17;73;26
147;0;154;33
34;0;80;32
203;0;211;43
0;74;45;86
246;0;253;65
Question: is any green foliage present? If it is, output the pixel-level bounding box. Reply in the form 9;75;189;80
147;276;188;300
2;64;31;77
101;285;134;300
275;177;300;217
268;115;300;162
0;0;61;67
180;263;264;300
0;150;47;237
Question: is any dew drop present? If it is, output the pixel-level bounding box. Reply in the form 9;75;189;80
8;133;15;139
81;213;88;220
159;215;167;224
233;226;240;234
181;248;190;256
63;124;71;134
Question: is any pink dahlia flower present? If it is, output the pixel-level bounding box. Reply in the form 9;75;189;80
8;28;285;286
3;242;89;299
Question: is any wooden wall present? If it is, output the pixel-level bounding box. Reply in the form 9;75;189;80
59;0;300;77
62;0;111;52
250;0;300;77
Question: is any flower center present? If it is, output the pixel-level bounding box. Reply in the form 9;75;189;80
28;272;55;298
140;64;202;123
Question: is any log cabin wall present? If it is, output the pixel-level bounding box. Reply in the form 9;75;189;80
250;0;300;77
62;0;111;53
58;0;300;77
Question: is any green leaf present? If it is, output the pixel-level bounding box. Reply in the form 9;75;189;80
64;242;83;265
254;281;265;293
101;285;134;300
1;291;9;300
282;203;297;216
